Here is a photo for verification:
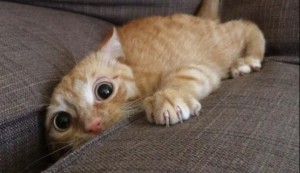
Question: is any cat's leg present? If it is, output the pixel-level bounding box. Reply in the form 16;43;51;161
230;22;265;78
143;65;221;126
243;23;265;70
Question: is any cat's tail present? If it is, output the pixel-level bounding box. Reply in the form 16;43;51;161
196;0;220;22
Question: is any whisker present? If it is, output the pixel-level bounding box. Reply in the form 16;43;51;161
126;96;146;105
121;97;145;111
121;102;144;117
21;143;73;173
61;146;75;158
122;103;142;110
47;141;74;145
122;101;143;108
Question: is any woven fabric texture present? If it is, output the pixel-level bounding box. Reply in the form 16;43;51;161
0;2;112;172
7;0;300;62
45;61;299;173
0;0;299;172
6;0;202;25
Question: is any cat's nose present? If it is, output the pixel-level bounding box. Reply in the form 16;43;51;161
85;117;102;134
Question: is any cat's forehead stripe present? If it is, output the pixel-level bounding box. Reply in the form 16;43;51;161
83;83;94;104
73;79;94;105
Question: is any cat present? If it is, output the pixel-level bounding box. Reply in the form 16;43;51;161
45;0;265;158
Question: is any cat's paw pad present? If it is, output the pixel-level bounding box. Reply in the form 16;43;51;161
143;89;201;126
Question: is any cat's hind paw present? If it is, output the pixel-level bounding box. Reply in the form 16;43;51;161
245;58;262;71
230;64;251;78
143;89;201;126
230;58;262;78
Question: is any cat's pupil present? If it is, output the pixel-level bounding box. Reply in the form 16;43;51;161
97;83;113;99
54;112;71;130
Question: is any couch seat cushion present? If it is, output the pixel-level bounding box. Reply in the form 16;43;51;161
45;61;299;173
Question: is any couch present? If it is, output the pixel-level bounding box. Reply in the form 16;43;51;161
0;0;299;172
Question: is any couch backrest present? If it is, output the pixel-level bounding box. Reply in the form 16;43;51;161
8;0;202;24
9;0;299;62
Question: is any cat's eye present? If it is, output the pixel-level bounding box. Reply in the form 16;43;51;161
94;81;114;101
53;111;72;131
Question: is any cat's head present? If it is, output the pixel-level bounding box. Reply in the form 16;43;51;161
45;28;140;158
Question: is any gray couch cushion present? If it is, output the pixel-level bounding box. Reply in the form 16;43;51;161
1;0;299;173
0;2;112;172
6;0;202;25
45;61;299;173
7;0;300;61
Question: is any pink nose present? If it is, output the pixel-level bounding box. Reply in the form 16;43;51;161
85;117;102;134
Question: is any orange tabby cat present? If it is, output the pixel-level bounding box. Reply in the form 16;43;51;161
46;0;265;156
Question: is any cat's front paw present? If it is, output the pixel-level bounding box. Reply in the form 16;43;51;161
143;89;201;126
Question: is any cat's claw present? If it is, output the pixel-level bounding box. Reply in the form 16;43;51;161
176;106;184;123
144;89;201;126
193;103;201;116
163;111;170;127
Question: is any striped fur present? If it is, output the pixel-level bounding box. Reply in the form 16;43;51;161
46;0;265;157
117;14;265;125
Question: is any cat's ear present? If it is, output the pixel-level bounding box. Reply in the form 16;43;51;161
99;27;124;65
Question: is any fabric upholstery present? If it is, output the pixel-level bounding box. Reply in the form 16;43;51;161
8;0;300;62
6;0;202;25
0;2;112;172
0;0;299;173
45;61;299;173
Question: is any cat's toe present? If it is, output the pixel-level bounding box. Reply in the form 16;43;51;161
238;65;251;74
230;64;252;78
230;68;240;78
174;101;190;120
190;100;201;116
144;89;197;126
181;96;201;117
159;101;179;125
175;104;191;123
245;57;262;71
144;97;155;123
